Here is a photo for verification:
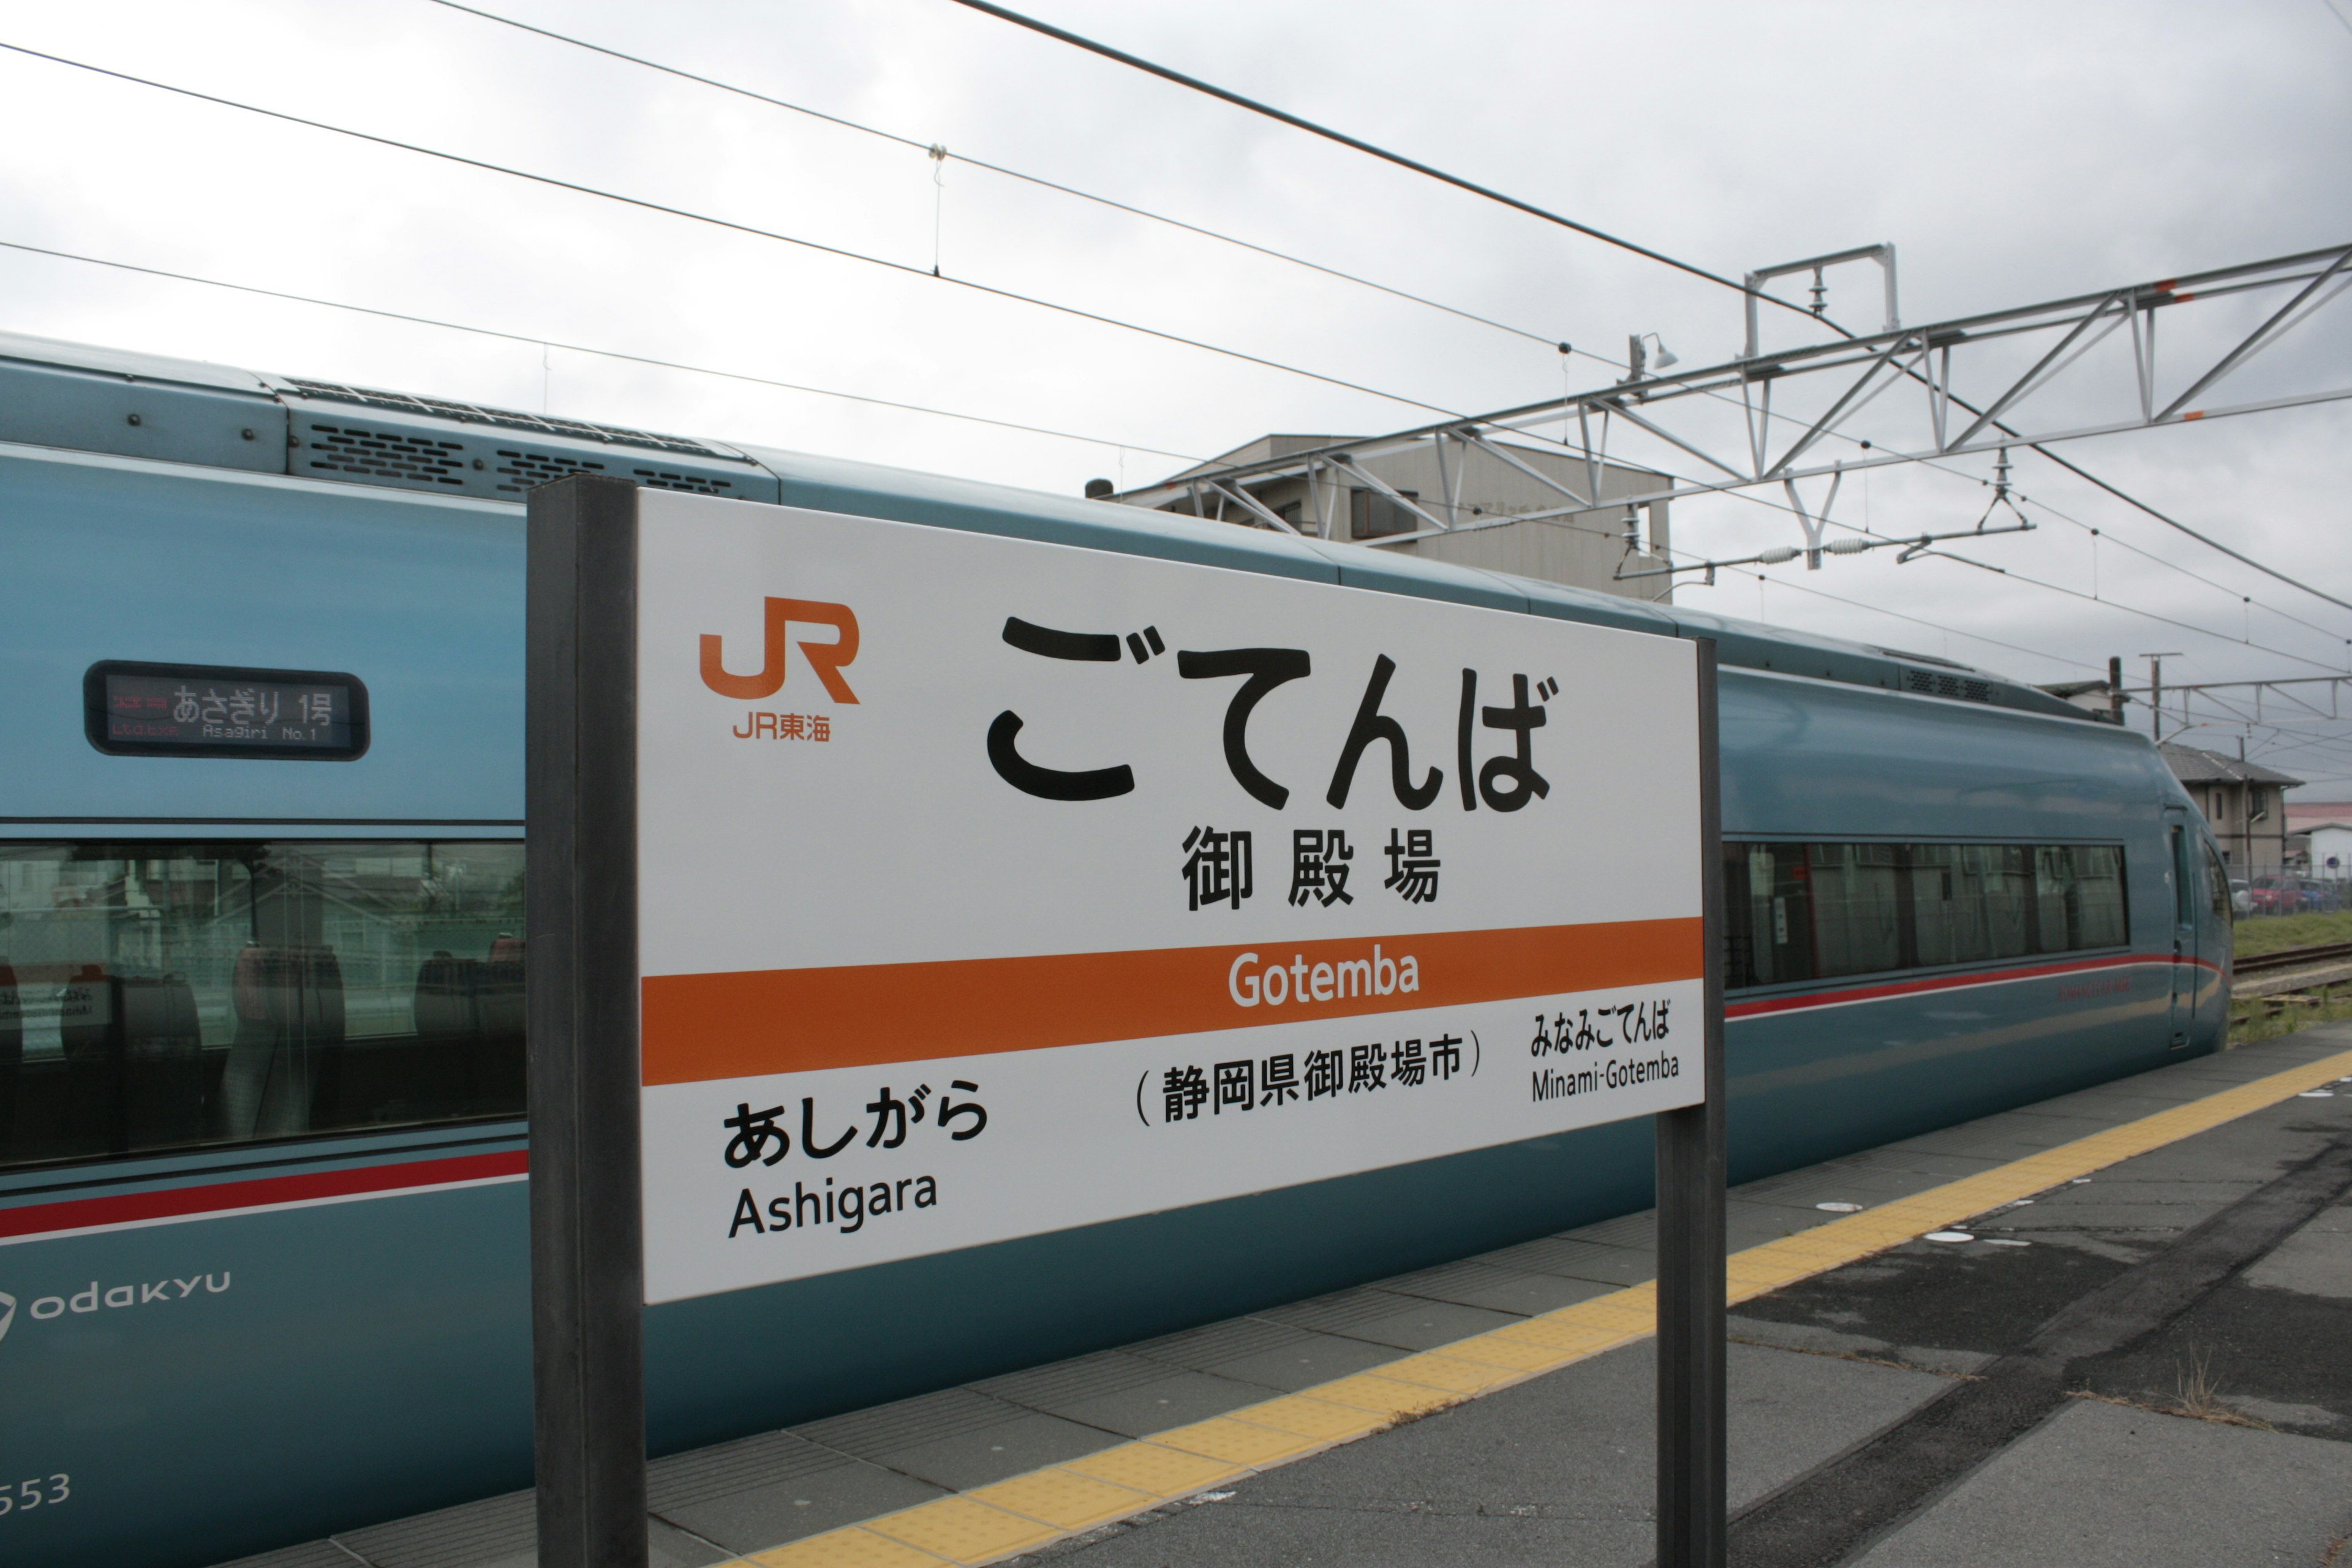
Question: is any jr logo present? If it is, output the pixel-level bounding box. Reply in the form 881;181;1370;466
701;598;861;704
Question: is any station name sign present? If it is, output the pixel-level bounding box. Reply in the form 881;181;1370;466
633;494;1706;1305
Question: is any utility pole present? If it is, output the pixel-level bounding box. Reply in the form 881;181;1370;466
2108;655;2125;725
2139;653;2183;743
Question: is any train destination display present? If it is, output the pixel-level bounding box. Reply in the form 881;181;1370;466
631;491;1706;1305
83;660;368;759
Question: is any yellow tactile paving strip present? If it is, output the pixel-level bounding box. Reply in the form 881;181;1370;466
739;1046;2352;1568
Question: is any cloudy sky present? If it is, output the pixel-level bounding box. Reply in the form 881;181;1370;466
3;0;2348;788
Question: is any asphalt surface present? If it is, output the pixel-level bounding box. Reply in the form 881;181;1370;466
1019;1028;2352;1568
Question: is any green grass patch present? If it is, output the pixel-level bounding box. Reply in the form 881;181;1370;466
2233;910;2352;959
2229;981;2352;1048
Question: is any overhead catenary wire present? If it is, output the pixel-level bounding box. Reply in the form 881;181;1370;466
0;238;1207;462
0;40;1466;424
435;0;2346;652
1695;475;2350;676
948;0;2351;621
215;9;2352;657
424;0;1570;355
10;31;2335;685
942;0;1828;320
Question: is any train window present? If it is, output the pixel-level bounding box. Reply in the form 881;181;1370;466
2201;841;2232;924
0;841;522;1172
1724;843;1815;988
1725;840;2129;989
1807;843;1902;979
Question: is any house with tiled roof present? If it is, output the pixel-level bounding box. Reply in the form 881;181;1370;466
2160;744;2304;875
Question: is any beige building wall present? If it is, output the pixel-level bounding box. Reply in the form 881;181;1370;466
1146;434;1676;603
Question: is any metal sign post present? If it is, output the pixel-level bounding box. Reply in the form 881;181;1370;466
527;475;649;1568
1656;643;1727;1568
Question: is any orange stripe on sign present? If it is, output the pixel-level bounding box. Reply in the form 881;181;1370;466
640;918;1702;1085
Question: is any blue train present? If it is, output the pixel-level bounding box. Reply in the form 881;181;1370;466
0;330;2230;1567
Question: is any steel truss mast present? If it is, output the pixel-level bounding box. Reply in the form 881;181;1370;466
1119;243;2352;552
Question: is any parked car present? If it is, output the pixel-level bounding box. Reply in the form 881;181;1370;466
2230;878;2253;917
2250;876;2302;914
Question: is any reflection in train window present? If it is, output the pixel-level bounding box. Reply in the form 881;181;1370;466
1724;840;2128;990
0;842;524;1172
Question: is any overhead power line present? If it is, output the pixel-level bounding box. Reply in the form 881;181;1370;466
0;39;1463;423
437;2;2351;650
2024;445;2352;619
0;238;1205;461
10;29;2330;677
426;0;1566;355
943;0;1825;322
948;2;2346;622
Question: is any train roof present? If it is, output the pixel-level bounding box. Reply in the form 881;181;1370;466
0;327;2094;725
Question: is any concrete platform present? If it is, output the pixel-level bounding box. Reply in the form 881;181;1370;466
217;1025;2352;1568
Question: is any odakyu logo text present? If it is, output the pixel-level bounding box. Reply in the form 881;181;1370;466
0;1272;230;1344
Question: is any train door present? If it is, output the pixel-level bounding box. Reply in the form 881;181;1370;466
2166;809;2196;1048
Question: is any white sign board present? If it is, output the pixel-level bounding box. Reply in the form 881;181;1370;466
635;492;1705;1305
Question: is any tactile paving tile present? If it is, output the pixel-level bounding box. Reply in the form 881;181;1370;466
966;1468;1158;1531
1233;1394;1391;1441
649;1428;858;1512
1373;1351;1517;1395
750;1529;948;1566
1302;1371;1462;1419
1060;1441;1245;1499
1150;1415;1324;1468
862;1495;1060;1561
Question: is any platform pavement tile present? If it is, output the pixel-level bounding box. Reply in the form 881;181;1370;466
748;1527;951;1567
1229;1393;1396;1441
1060;1441;1248;1498
861;1496;1063;1564
1394;1265;1618;1316
1148;1415;1328;1468
658;1460;948;1555
964;1469;1159;1532
1291;1370;1461;1419
854;1409;1121;1494
1188;1328;1404;1392
1371;1350;1521;1395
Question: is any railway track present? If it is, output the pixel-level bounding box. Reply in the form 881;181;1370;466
2235;939;2352;978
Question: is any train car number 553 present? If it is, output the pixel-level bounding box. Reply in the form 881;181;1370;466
0;1476;71;1517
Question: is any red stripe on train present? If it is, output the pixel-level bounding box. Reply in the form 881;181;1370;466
1728;952;2222;1020
0;1148;529;1240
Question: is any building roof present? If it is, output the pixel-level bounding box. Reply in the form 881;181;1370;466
2158;742;2305;788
